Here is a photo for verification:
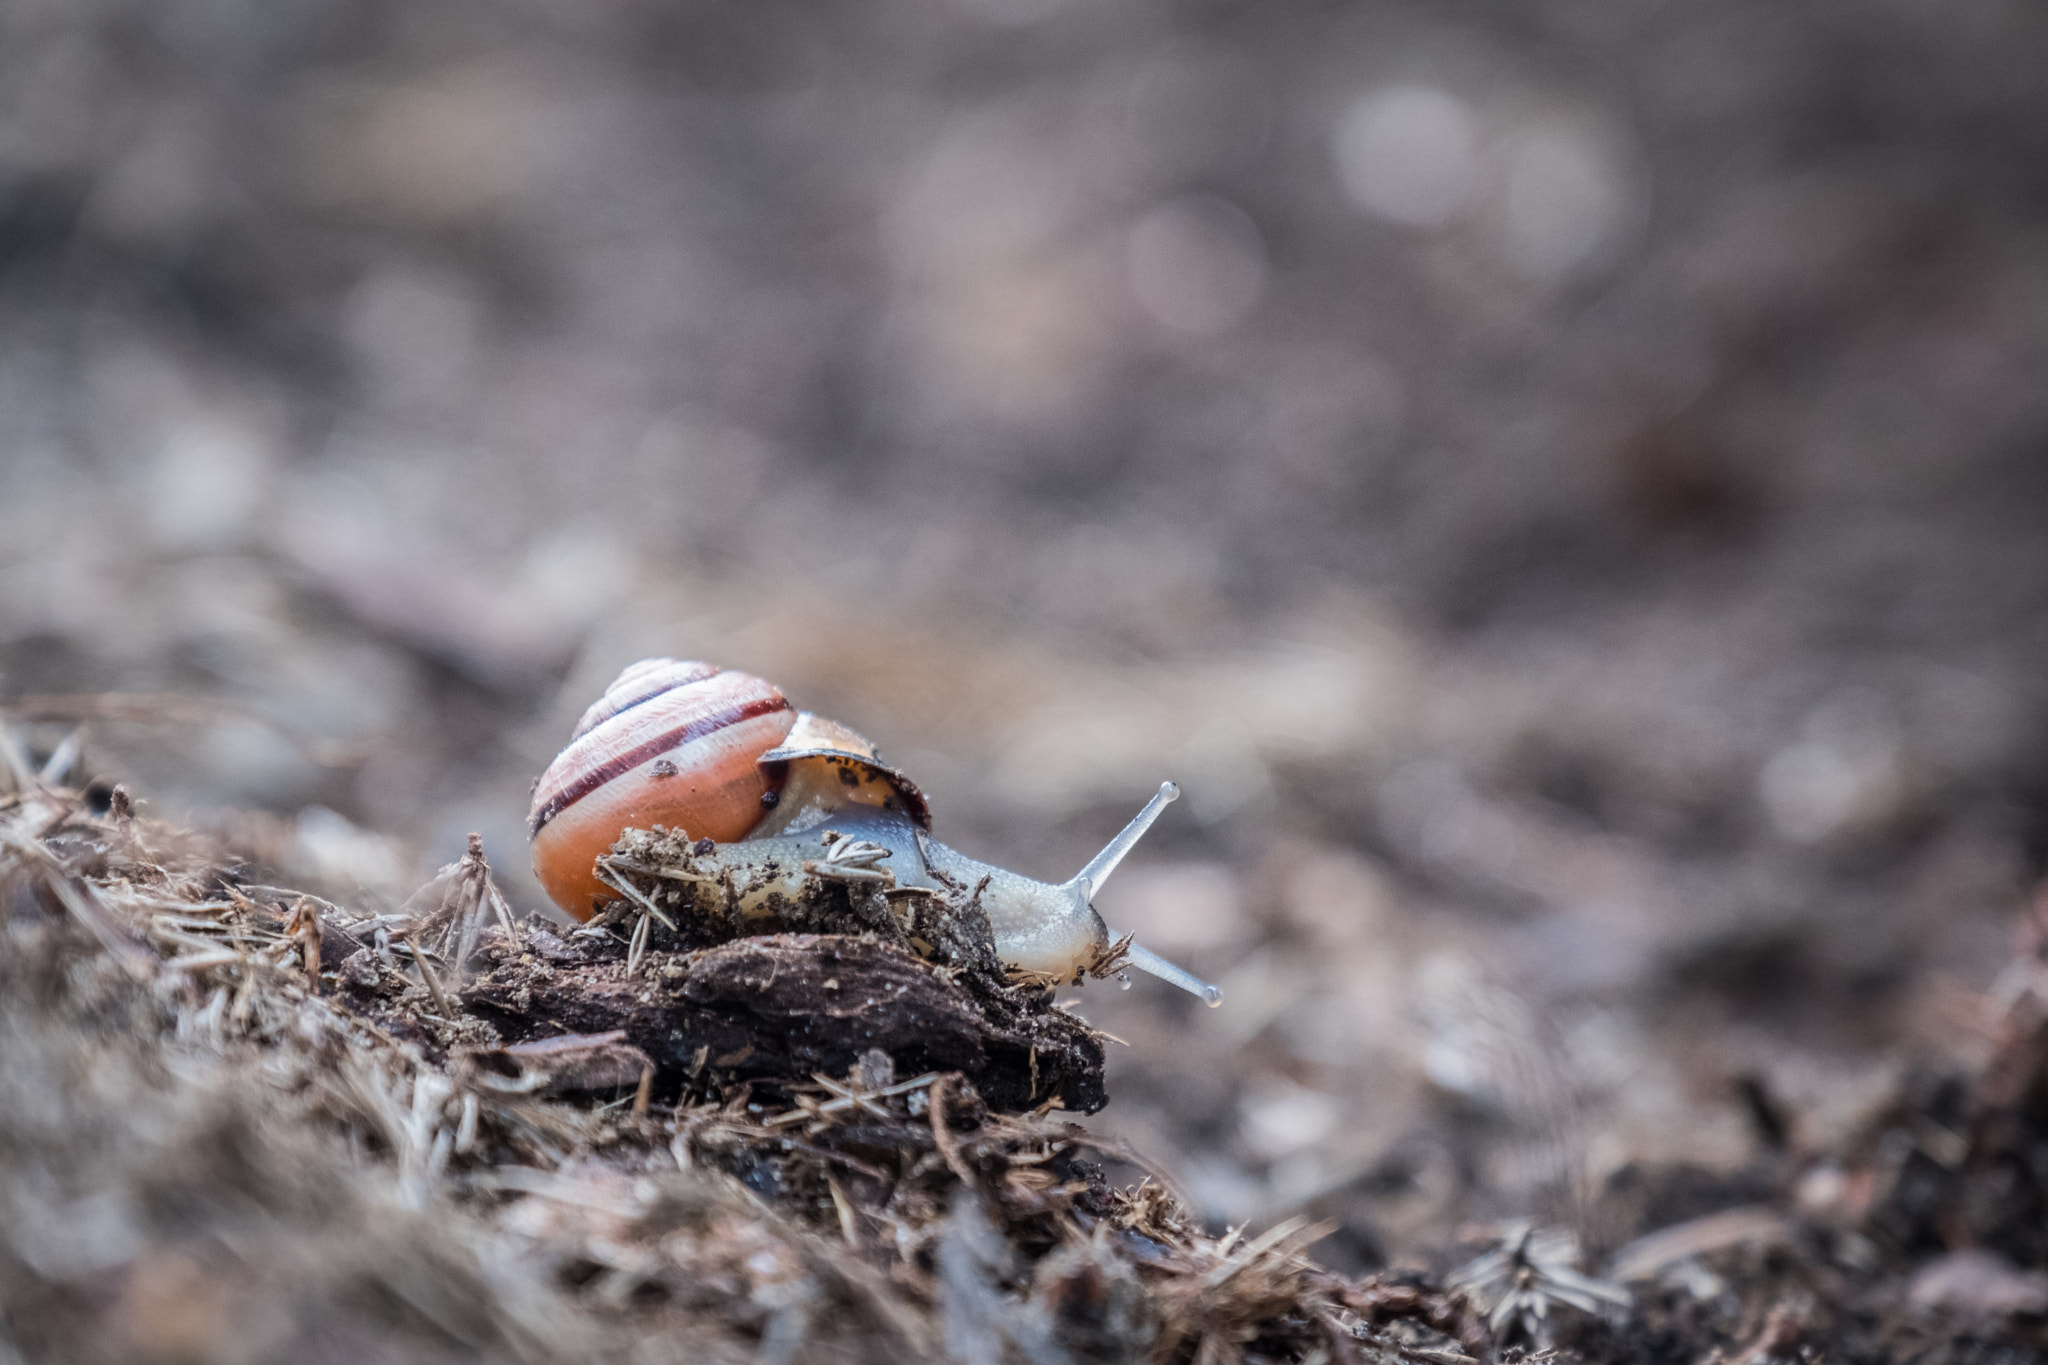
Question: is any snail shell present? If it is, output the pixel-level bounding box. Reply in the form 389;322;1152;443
528;661;796;917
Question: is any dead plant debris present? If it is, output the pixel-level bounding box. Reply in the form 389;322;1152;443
2;740;2045;1362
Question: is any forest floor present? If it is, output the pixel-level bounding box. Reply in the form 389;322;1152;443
3;752;2043;1364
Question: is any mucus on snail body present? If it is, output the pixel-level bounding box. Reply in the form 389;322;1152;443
527;658;1222;1004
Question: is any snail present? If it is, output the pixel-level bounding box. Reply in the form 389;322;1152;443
527;658;1222;1004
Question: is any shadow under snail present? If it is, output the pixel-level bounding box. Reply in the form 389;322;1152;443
526;658;1222;1004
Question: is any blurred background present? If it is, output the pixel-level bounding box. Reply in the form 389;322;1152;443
4;0;2047;1270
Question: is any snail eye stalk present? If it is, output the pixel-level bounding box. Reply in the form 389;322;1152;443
1069;781;1180;897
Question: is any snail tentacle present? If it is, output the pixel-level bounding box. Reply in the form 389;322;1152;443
1070;781;1181;897
1064;782;1222;1007
1124;941;1224;1007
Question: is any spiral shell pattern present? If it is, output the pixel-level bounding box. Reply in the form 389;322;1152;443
528;660;795;918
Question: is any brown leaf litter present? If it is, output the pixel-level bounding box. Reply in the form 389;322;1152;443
0;737;1481;1365
3;722;2047;1363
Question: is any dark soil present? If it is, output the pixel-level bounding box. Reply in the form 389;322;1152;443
458;931;1108;1115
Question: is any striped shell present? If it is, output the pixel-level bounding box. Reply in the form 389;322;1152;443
528;660;796;919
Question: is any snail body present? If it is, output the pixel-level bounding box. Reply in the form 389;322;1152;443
527;659;1221;1004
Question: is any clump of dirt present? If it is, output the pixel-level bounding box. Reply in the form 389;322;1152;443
460;931;1109;1114
477;820;1114;1112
